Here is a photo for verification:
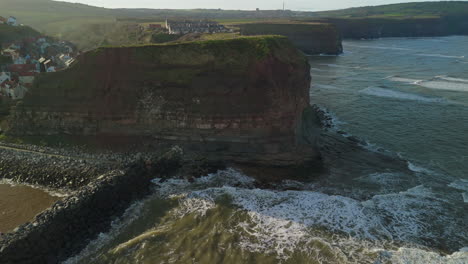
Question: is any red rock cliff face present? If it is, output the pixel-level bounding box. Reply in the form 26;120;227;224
9;37;315;165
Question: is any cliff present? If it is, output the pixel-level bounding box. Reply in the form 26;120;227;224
322;17;468;39
237;23;343;55
7;36;316;166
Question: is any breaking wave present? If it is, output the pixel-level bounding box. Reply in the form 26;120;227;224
448;179;468;203
387;75;468;92
416;53;465;59
359;87;448;103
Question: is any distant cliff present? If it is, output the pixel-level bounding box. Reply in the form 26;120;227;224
7;36;318;165
237;23;343;55
316;16;468;39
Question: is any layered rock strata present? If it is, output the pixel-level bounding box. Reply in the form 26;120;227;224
8;36;317;166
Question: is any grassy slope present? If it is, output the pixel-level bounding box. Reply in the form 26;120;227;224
0;24;41;45
312;1;468;18
1;1;467;49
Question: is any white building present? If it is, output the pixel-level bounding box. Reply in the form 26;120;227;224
0;72;11;85
7;16;17;26
0;82;27;99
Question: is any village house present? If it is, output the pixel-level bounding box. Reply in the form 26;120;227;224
0;72;11;85
8;64;38;75
39;57;53;72
165;19;231;35
0;16;7;25
0;81;28;100
7;16;17;26
0;16;79;99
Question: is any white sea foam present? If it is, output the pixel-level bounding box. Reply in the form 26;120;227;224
416;53;465;59
436;75;468;83
417;80;468;92
355;172;404;187
383;247;468;264
314;105;347;131
313;84;345;91
388;76;468;92
63;198;148;264
0;178;69;198
359;87;448;103
407;162;432;174
177;181;449;260
67;168;462;263
319;63;362;69
345;44;413;51
387;76;424;84
448;179;468;203
448;179;468;191
310;67;327;72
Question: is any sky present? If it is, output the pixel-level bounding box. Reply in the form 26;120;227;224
57;0;453;11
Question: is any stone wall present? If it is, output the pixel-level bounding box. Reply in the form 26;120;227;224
0;165;153;264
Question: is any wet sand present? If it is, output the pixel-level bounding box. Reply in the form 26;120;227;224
0;184;59;233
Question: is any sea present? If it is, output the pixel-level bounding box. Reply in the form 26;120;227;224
65;36;468;264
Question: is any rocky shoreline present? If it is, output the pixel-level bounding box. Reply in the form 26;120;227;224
0;141;225;263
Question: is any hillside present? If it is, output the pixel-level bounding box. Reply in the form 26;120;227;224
312;1;468;18
1;1;468;47
0;24;41;45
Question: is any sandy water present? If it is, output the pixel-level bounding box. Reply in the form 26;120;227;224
66;36;468;264
0;183;59;233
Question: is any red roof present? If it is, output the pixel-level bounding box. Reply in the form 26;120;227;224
18;72;36;77
149;24;162;28
8;64;37;73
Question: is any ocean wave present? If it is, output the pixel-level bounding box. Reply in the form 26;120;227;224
386;76;424;84
345;44;413;51
359;87;448;103
381;247;468;264
67;168;466;263
407;161;433;174
312;105;348;132
0;178;69;198
416;53;465;59
436;75;468;83
417;80;468;92
387;75;468;92
313;105;390;154
63;198;148;264
310;67;327;72
313;83;346;91
319;63;362;69
176;172;455;260
448;179;468;203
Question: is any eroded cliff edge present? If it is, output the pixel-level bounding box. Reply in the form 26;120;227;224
7;36;318;166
